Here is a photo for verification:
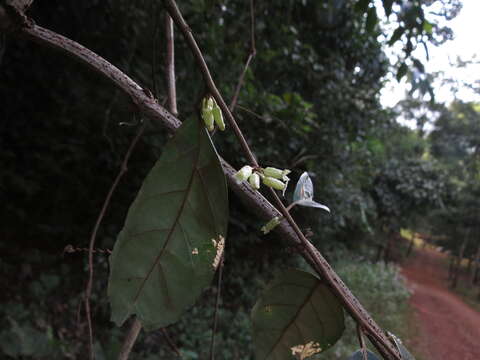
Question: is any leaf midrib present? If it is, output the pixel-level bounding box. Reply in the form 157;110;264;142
132;126;202;303
263;280;320;359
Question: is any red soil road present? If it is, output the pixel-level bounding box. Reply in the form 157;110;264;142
401;247;480;360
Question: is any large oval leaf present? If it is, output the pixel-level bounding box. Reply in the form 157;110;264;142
108;117;228;331
251;268;345;360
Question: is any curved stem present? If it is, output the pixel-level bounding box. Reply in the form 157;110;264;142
86;122;145;360
209;254;225;360
118;318;142;360
163;0;257;167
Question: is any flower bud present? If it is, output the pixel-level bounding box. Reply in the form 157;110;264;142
206;96;214;110
261;216;281;234
212;106;226;131
262;176;286;190
202;109;215;131
234;165;253;184
263;167;291;181
248;172;260;189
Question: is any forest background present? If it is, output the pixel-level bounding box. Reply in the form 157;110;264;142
0;0;479;359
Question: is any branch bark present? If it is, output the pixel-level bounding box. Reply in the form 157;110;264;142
5;14;399;360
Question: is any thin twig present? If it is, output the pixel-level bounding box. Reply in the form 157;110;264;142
161;328;182;357
237;104;290;130
151;0;160;97
209;253;225;360
229;0;256;111
63;244;112;255
165;13;178;116
357;324;368;360
118;318;143;360
85;122;145;360
163;1;400;358
163;0;257;167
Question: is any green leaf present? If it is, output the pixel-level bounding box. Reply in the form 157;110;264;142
251;268;345;360
355;0;371;14
396;63;408;81
405;39;413;56
347;349;381;360
108;117;228;331
388;27;405;45
423;20;433;34
382;0;394;17
0;319;56;357
412;59;425;73
366;7;378;32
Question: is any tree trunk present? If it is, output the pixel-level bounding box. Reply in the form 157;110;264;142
406;234;415;258
474;265;480;285
467;256;473;274
470;242;480;285
448;255;455;280
422;235;428;250
451;233;469;289
384;234;394;263
375;244;384;263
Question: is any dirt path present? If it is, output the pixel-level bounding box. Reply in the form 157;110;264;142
401;247;480;359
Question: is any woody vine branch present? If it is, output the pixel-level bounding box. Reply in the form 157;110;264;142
1;6;400;360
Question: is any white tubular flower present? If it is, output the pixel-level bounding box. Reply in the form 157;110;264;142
201;96;215;131
234;165;253;184
248;172;260;190
206;96;214;110
212;106;226;131
202;109;215;131
262;176;286;191
263;167;291;181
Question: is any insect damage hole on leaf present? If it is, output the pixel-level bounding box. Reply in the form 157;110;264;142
251;268;345;360
211;235;225;269
291;341;322;360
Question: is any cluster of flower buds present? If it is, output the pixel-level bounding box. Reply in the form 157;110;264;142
201;95;226;132
234;165;291;193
